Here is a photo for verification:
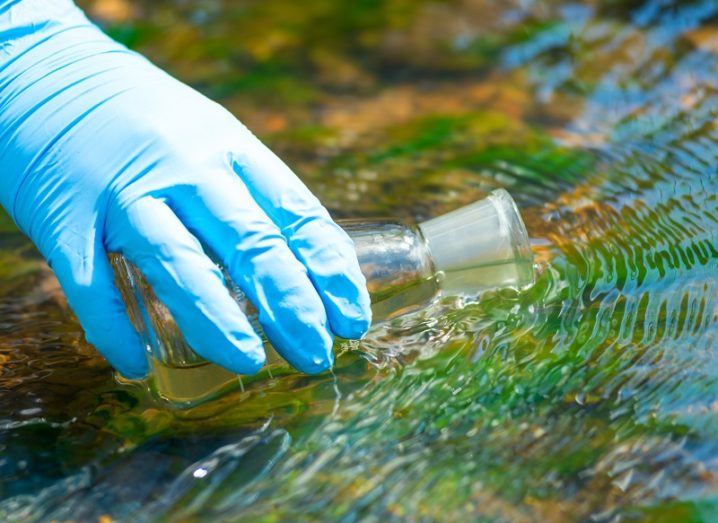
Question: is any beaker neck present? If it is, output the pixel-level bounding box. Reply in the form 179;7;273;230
340;219;440;321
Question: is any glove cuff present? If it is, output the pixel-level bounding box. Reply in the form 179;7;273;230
0;1;116;223
1;1;91;62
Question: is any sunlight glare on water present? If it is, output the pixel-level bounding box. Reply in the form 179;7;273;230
1;0;718;521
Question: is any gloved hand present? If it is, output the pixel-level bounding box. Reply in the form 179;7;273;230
0;1;371;378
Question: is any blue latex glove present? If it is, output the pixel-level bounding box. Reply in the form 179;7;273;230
0;1;371;378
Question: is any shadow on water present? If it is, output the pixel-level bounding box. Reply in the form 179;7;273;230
1;0;718;520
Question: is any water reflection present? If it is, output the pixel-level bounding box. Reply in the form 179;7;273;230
1;0;718;520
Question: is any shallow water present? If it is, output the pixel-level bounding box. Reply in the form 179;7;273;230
1;0;718;520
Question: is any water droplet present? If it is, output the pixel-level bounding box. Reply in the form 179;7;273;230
193;468;208;479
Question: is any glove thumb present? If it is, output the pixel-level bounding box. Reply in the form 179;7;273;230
44;229;149;379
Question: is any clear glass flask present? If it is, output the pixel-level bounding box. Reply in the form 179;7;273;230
111;189;534;408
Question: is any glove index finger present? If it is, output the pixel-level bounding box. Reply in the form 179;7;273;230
106;196;266;376
228;133;372;339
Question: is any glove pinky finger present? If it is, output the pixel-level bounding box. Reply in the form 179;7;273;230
46;234;149;379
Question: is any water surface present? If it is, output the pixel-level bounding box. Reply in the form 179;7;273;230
1;0;718;521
